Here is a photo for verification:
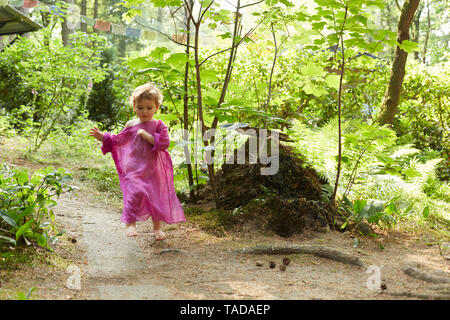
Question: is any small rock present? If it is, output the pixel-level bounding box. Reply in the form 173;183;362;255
282;257;291;266
256;261;263;267
269;261;276;268
279;264;286;271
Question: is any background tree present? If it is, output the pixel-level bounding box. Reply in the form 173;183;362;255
377;0;420;125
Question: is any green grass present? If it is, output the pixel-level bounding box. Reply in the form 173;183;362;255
184;206;239;236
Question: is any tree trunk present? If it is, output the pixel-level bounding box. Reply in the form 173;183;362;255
384;1;397;60
377;0;420;126
183;2;195;201
412;3;424;60
422;1;431;64
80;0;87;33
93;0;99;33
61;0;75;47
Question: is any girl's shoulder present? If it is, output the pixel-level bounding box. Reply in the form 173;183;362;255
124;118;140;128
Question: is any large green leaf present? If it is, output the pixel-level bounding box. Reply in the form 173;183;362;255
150;47;171;60
17;202;36;222
325;74;341;89
302;82;327;97
353;199;367;214
0;234;16;245
153;113;179;121
37;233;47;247
301;61;326;78
16;219;34;241
165;53;188;68
0;210;17;228
128;57;151;69
200;70;219;83
398;40;419;53
150;0;182;6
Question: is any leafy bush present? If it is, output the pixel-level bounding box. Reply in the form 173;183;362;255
339;195;411;231
394;61;450;181
0;28;107;150
87;47;132;131
289;116;449;232
0;164;74;260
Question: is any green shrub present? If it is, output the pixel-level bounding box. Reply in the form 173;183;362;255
0;164;74;260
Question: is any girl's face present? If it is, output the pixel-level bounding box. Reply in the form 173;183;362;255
133;98;159;122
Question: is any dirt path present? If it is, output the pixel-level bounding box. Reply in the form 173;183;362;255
53;189;450;300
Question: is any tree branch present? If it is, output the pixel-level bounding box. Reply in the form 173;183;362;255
241;0;264;9
132;18;195;49
199;20;263;66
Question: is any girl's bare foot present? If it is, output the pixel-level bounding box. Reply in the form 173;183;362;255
125;223;137;237
154;229;166;240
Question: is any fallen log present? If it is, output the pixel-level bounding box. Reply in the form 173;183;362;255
387;291;450;300
237;244;366;267
401;262;450;284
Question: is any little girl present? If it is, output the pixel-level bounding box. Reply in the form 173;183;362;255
89;83;186;239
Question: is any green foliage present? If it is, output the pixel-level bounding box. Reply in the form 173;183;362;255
0;28;108;150
289;115;449;230
16;287;37;300
0;113;14;137
394;61;450;181
0;164;74;259
185;206;238;237
87;47;132;131
78;166;121;200
339;195;410;230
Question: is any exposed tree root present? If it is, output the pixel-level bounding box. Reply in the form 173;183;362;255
386;291;450;300
401;262;450;284
238;244;366;267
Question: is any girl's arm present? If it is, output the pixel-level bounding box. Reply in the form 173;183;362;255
90;127;104;142
137;121;170;152
90;127;113;155
137;129;155;145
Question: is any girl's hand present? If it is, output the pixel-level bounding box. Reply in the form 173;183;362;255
137;129;155;144
90;127;104;142
137;129;152;138
137;129;147;137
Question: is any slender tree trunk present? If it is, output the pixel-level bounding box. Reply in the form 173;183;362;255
422;1;431;63
384;1;396;60
93;0;99;33
329;6;348;207
183;2;195;201
61;0;75;47
193;18;219;206
412;3;424;60
80;0;87;33
377;0;420;126
209;1;242;172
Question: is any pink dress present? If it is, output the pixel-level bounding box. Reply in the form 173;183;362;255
101;119;186;225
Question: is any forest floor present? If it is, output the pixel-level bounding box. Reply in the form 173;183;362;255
0;149;449;300
1;172;449;299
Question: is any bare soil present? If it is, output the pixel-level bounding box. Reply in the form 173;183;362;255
0;148;449;300
39;189;450;299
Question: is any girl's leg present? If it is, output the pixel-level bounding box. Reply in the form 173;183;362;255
152;218;166;240
125;222;137;237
